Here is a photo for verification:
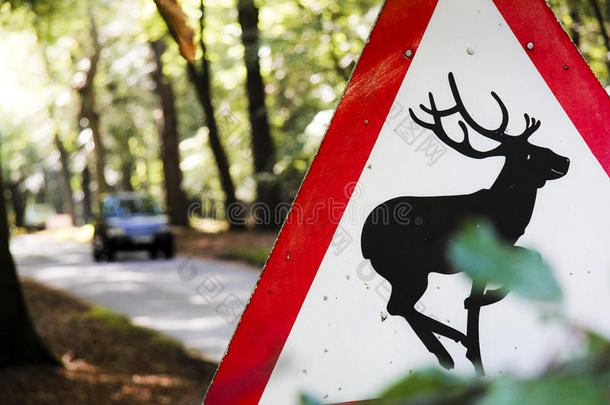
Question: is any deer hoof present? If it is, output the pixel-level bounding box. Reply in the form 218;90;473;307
436;353;455;370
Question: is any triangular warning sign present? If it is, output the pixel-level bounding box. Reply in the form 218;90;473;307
206;0;610;403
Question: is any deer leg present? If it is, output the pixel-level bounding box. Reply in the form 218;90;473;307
379;268;460;370
465;281;486;377
404;308;456;370
414;312;467;344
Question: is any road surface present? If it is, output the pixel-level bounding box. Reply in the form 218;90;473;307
11;233;261;363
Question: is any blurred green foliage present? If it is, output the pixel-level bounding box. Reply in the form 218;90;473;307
220;245;271;267
0;0;380;217
83;305;133;331
449;221;562;301
363;339;610;405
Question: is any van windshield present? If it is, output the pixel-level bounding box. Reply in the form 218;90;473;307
104;196;161;217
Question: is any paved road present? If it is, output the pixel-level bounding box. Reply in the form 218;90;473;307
11;233;261;363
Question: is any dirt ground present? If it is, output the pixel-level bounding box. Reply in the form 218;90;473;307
0;279;218;405
174;227;277;267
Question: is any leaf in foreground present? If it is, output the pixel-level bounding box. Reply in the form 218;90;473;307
448;221;561;301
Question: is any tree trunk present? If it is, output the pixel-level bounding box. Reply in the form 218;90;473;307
186;62;240;220
40;40;77;222
120;157;134;192
154;0;242;228
82;166;92;223
54;133;76;219
192;1;241;226
587;0;610;75
7;181;26;229
46;170;64;215
237;0;281;227
0;145;58;367
76;8;108;196
150;39;189;227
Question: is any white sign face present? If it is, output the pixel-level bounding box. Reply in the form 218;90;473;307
258;0;610;403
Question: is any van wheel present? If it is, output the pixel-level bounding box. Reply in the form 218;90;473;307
163;241;175;258
93;235;102;262
106;247;116;262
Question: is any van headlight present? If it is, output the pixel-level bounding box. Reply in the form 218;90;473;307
107;227;126;237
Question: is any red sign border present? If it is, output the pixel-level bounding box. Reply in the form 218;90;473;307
205;1;609;404
495;0;610;174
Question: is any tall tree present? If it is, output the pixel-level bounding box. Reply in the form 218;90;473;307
81;166;92;223
7;180;26;228
237;0;280;227
0;135;58;367
42;53;77;220
153;0;241;226
25;4;79;223
150;39;189;226
53;132;76;219
41;48;77;221
105;86;137;193
74;7;109;196
118;143;135;192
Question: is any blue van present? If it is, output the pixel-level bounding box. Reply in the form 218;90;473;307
92;193;174;261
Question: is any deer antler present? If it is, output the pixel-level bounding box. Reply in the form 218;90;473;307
410;93;502;159
447;73;508;143
409;73;542;159
519;113;541;140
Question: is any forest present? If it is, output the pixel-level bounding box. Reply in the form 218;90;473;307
0;0;608;231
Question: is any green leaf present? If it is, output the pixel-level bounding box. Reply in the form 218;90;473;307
299;393;321;405
380;369;471;401
585;331;610;355
478;375;610;405
448;221;562;301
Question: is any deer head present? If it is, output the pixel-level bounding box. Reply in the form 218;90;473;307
409;73;570;187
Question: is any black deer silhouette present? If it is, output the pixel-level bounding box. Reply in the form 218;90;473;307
361;72;570;375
